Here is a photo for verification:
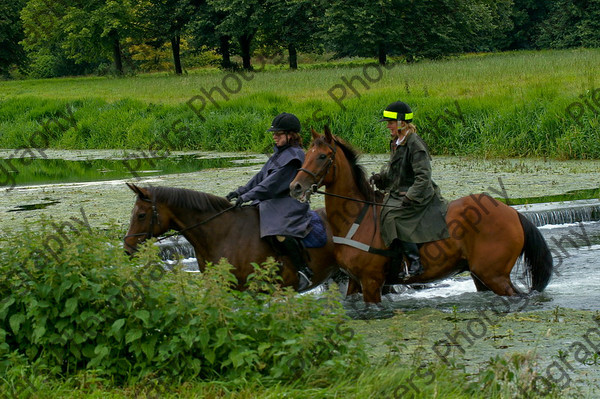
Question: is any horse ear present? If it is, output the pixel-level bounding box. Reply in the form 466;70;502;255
127;183;149;200
323;125;333;143
310;128;321;140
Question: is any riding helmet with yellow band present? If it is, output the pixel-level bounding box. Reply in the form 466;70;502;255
379;101;413;123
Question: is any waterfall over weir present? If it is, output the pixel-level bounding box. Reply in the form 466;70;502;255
514;199;600;226
156;236;199;270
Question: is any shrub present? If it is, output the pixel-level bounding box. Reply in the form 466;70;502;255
0;220;365;385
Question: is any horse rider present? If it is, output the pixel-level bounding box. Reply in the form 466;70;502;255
226;112;314;291
370;101;449;280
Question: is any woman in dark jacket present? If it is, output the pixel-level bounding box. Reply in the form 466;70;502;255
373;101;449;280
226;113;314;290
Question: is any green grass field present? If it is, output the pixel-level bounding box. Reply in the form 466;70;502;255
1;49;599;157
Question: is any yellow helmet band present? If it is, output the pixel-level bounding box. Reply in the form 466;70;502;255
383;110;413;120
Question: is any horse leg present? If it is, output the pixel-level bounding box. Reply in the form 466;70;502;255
471;268;519;296
360;276;383;303
471;273;491;292
346;278;362;296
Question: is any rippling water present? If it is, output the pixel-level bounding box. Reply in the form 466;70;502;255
341;221;600;319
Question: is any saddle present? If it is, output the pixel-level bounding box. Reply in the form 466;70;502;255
301;211;327;248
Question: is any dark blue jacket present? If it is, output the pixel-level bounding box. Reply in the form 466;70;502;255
235;144;312;238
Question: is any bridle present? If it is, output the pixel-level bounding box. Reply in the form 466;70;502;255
297;140;337;195
297;138;406;209
123;194;236;252
123;196;161;252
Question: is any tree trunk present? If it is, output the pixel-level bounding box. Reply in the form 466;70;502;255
239;34;253;70
219;35;233;69
171;35;182;75
378;43;387;66
288;43;298;69
112;34;123;75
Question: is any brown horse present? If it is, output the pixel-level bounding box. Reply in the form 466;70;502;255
124;183;338;291
289;127;553;303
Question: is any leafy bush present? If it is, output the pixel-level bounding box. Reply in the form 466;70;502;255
0;220;365;385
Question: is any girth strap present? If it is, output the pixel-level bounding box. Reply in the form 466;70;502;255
332;203;396;257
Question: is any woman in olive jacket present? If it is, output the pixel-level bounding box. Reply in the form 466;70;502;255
372;101;449;280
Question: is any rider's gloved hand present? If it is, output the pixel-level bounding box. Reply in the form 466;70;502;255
369;173;385;190
226;191;238;201
401;196;413;207
234;197;244;208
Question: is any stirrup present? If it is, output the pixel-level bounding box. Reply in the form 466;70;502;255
396;260;409;280
297;271;312;291
405;262;424;278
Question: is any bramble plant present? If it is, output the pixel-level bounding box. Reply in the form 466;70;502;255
0;219;366;389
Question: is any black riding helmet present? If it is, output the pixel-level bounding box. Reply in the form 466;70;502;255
379;101;413;123
267;112;302;133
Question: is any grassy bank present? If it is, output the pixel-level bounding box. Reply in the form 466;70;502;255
1;49;599;158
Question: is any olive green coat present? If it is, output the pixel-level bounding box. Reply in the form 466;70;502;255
379;132;449;245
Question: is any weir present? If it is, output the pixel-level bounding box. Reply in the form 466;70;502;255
156;236;198;271
514;199;600;226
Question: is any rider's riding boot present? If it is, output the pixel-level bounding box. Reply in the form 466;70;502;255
278;236;313;291
401;241;424;278
388;239;408;281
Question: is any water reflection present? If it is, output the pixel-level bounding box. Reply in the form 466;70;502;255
1;154;262;187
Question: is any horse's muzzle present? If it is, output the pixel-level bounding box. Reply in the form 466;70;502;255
290;182;310;203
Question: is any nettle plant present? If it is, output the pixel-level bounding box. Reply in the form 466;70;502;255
0;219;365;384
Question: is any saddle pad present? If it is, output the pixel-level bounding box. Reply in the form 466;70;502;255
302;211;327;248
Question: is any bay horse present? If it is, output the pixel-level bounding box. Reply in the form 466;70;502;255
124;183;338;291
289;127;553;303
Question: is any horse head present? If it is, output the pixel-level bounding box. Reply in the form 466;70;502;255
124;183;173;255
290;126;338;203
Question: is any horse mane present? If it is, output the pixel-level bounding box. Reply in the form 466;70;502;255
146;186;232;212
314;135;383;202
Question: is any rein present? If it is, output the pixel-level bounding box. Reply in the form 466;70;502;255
298;140;337;189
297;140;403;257
124;196;236;245
310;186;404;209
154;205;236;243
300;139;403;209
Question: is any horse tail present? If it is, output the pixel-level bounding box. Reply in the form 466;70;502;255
518;212;553;292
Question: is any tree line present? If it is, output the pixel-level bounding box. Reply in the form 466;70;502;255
1;0;599;78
